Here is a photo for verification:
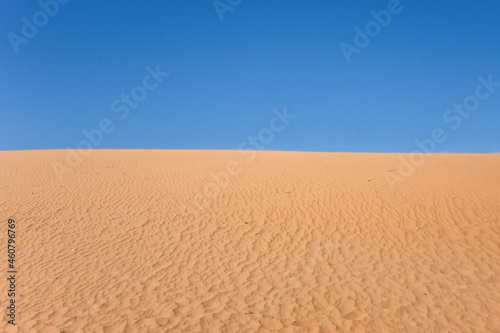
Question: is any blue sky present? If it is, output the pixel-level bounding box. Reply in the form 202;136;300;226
1;0;499;153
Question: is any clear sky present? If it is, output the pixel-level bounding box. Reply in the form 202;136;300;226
1;0;499;153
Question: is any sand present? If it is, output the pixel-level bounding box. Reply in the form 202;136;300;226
1;150;499;332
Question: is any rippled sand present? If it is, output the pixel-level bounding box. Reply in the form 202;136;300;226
1;150;499;332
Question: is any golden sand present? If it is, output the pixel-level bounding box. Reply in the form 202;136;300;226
1;150;499;332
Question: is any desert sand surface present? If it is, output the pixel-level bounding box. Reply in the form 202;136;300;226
1;150;500;332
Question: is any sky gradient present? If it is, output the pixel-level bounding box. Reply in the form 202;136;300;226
1;0;499;153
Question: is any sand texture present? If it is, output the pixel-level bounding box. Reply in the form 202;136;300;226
1;150;499;332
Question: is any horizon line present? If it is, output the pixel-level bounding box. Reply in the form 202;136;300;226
1;148;499;155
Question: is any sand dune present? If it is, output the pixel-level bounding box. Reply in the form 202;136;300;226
1;150;499;332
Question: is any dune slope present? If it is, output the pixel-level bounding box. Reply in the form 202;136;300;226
1;150;499;332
